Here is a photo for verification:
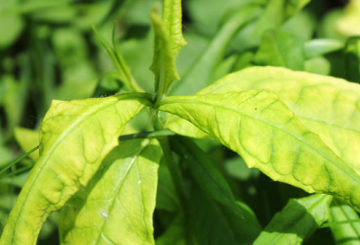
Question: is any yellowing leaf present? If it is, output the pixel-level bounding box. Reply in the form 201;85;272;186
164;115;208;139
59;139;161;245
199;67;360;175
159;91;360;210
0;93;149;245
14;127;39;161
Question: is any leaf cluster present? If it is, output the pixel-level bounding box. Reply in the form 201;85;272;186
1;0;360;244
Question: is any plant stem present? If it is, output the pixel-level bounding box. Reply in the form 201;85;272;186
112;28;144;92
158;137;187;208
154;52;166;108
0;146;39;176
93;27;144;93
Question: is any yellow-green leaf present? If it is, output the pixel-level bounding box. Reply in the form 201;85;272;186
59;139;161;245
164;114;208;139
162;0;186;58
150;0;186;95
159;91;360;210
0;93;149;245
199;67;360;175
14;127;39;161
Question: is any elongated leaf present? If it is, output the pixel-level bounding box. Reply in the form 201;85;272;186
252;0;285;40
0;93;149;245
253;0;310;39
172;136;262;242
186;0;264;37
93;27;142;92
150;0;186;95
119;33;154;92
254;194;332;245
198;67;360;174
254;29;305;70
172;137;235;204
59;139;161;244
159;91;360;210
329;201;360;245
162;0;186;58
188;184;259;245
156;158;180;211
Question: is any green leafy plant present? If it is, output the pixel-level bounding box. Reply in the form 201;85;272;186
1;0;360;244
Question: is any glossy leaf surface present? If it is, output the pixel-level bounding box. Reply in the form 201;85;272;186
0;93;148;245
60;139;161;245
159;91;360;210
199;67;360;174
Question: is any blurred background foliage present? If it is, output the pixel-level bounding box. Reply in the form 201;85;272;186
0;0;359;244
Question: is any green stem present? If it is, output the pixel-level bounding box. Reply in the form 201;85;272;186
93;27;144;93
0;146;39;176
5;164;35;177
154;52;166;108
158;137;187;210
112;28;144;92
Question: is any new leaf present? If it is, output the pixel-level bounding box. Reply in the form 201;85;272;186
150;0;186;98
